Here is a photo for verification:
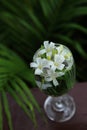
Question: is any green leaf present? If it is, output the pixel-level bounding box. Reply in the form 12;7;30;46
66;7;87;20
2;90;13;130
0;96;3;130
14;77;47;124
16;77;41;112
1;0;19;14
0;67;10;73
0;45;28;73
15;77;41;113
19;69;35;86
39;0;52;19
10;79;37;125
0;50;13;60
59;23;87;34
25;7;45;33
73;7;87;17
67;0;87;6
7;85;36;125
10;80;34;112
18;18;43;39
0;59;15;66
0;74;7;79
0;45;26;63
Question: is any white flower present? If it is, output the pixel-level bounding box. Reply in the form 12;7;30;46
57;45;71;59
30;41;74;88
56;45;73;70
39;41;55;58
45;69;64;86
51;54;65;71
30;57;52;75
56;45;64;54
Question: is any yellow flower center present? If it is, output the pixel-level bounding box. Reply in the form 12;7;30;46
38;65;42;69
47;56;51;60
54;62;59;66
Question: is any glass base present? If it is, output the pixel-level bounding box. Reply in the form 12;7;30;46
44;94;76;122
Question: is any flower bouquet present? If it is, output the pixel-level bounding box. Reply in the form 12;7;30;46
30;41;76;122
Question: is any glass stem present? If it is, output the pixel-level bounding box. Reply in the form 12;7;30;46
51;96;65;112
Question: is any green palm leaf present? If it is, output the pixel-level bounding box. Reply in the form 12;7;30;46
14;77;41;112
58;23;87;34
70;7;87;19
67;0;87;7
7;86;35;121
0;96;3;130
7;84;37;126
10;80;36;118
0;45;41;129
2;90;13;130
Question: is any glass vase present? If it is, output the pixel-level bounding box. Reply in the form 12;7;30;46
33;43;76;122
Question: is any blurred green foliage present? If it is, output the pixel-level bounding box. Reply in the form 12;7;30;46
0;0;87;129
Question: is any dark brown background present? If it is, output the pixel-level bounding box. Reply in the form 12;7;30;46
4;82;87;130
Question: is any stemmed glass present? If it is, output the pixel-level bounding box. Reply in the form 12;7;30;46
30;41;76;122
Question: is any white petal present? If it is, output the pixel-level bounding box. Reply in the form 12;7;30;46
51;65;56;71
59;55;65;63
39;49;46;55
48;60;54;66
30;62;38;68
54;54;58;60
41;59;48;67
35;68;42;75
36;57;42;63
42;59;52;68
57;64;65;70
42;58;53;66
53;79;59;86
61;50;66;56
59;45;63;52
50;42;55;48
44;41;49;49
47;52;52;57
55;55;65;63
56;45;63;54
